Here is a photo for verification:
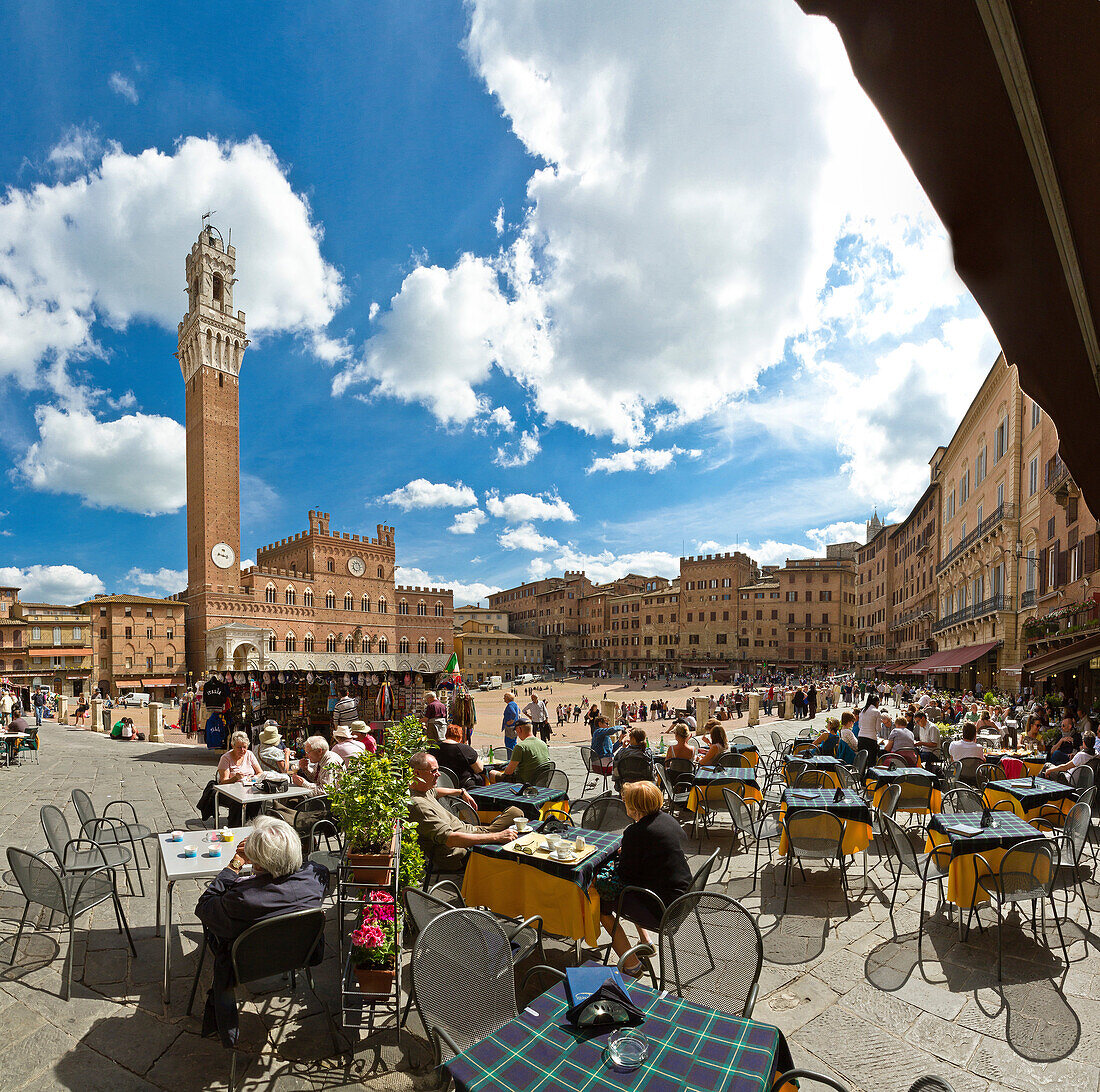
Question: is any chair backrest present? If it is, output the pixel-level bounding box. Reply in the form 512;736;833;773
548;768;570;796
435;768;458;791
1070;763;1095;792
307;818;343;855
6;846;67;915
975;763;1002;790
729;735;754;749
657;891;762;1017
579;744;596;774
530;762;556;789
687;848;721;894
894;775;934;810
770;731;785;751
445;797;482;828
852;748;870;781
784;809;845;856
876;784;901;821
996;837;1059;897
616;753;653;785
954;756;984;785
879;754;908;769
40;805;72;865
1078;784;1098;818
71;788;97;830
881;813;922;878
231;907;326;987
795;770;831;789
1062;801;1091;863
722;787;756;835
412;908;517;1059
291;797;331;837
404;885;461;942
785;758;807;783
666;757;695;781
940;787;983;814
717;751;750;770
580;796;631;832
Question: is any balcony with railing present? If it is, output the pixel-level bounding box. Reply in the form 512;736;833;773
1021;589;1036;609
1044;456;1076;502
936;503;1016;575
932;593;1009;633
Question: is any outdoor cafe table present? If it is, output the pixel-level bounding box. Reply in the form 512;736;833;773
155;826;250;1002
462;825;621;947
211;779;313;825
778;787;873;857
446;971;797;1092
783;753;847;788
686;767;762;813
983;777;1076;822
986;752;1047;778
925;811;1046;911
1;732;27;766
865;766;943;815
468;782;569;823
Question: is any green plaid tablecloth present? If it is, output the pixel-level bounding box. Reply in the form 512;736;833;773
692;768;759;787
782;787;871;824
470;826;621;888
929;811;1039;858
446;975;794;1092
985;777;1075;810
469;783;568;821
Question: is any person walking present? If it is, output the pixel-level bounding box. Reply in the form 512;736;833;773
32;688;45;727
501;691;521;757
524;694;551;744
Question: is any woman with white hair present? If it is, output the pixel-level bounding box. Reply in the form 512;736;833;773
216;731;265;824
195;815;328;1046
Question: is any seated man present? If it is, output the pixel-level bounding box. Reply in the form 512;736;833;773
948;722;985;763
195;816;328;1046
435;721;485;788
291;735;344;796
912;711;942;768
1045;731;1097;779
487;716;549;784
613;727;654;786
590;714;621;774
409;751;520;871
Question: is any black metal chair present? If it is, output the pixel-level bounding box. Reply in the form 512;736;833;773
795;770;833;789
187;907;337;1091
71;788;152;868
615;752;655;788
548;768;569;796
880;813;951;957
435;768;459;791
716;751;751;771
893;774;936;830
6;845;136;1000
879;753;909;769
940;787;984;814
781;809;850;917
70;788;149;896
289;797;332;848
852;748;870;784
1035;800;1093;929
774;1070;852;1091
975;762;1004;791
443;797;483;828
580;796;631;832
720;787;781;890
974;837;1068;980
579;744;611;794
40;804;139;897
529;762;556;789
951;757;984;787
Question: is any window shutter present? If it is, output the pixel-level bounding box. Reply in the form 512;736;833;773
1057;548;1068;588
1086;533;1098;575
1040;551;1049;595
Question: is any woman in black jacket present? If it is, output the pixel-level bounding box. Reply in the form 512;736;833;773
597;780;692;973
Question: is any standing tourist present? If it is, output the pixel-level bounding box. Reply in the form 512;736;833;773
524;693;551;743
857;693;881;764
333;687;359;732
501;691;521;757
421;690;447;743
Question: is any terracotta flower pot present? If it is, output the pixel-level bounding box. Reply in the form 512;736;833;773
353;964;396;995
346;827;399;884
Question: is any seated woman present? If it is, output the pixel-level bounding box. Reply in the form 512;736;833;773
217;731;265;824
664;721;696;763
810;717;856;764
838;711;860;755
1023;714;1045;753
614;727;654;785
1045;731;1097;778
195;815;328;1047
597;780;692;974
254;722;289;773
882;716;921;767
695;721;728;768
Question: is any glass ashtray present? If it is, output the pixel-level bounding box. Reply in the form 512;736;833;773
605;1028;648;1071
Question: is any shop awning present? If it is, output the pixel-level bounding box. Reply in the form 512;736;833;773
1023;632;1100;678
571;661;602;669
936;640;1003;671
904;650;956;674
116;677;181;687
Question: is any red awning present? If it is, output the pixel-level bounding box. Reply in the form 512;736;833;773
904;650;955;675
935;640;1002;671
1023;632;1100;678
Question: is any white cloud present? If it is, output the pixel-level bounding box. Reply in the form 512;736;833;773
498;523;559;552
484;490;576;522
449;509;487;535
494;205;505;235
528;545;680;585
47;126;104;176
123;567;187;596
806;522;867;550
20;407;186;515
394;565;499;607
0;134;343;398
381;479;478;510
108;72;139;104
695;520;867;570
586;446;700;474
242;474;280;526
493;429;540;467
0;564;104;604
489;405;515;431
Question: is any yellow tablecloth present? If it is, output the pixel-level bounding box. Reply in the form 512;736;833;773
777;803;873;857
461;850;602;945
924;828;1051;908
686;781;763;813
476;799;571;825
867;780;943;816
982;787;1074;822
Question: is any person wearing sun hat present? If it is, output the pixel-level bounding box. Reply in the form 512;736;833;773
255;721;289;773
332;722;371;761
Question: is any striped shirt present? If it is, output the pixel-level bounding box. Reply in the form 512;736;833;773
333;695;358;726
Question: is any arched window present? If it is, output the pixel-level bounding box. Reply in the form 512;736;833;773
267;636;276;653
285;588;296;605
326;635;337;653
303;633;314;652
416;602;426;616
418;637;427;655
212;273;223;302
327;559;335;572
304;589;313;607
434;602;444;617
378;566;384;579
344;592;354;611
378;597;387;614
435;638;445;654
378;636;388;654
325;591;336;610
361;594;370;612
399;637;410;654
285;634;296;652
344;637;354;654
265;584;277;604
398;600;409;616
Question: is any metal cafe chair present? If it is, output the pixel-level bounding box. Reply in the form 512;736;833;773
880;813;950;958
717;751;752;771
951;757;984;787
187;907;337;1091
939;787;984;814
40;804;140;897
548;768;570;797
781;809;850;917
654;763;693;820
1035;800;1093;928
623;891;763;1018
774;1070;852;1091
71;788;153;868
435;768;459;791
579;795;631;833
893;774;936;830
530;761;557;789
720;787;781;890
975;762;1004;792
974;837;1068;981
615;752;655;788
579;744;611;794
794;770;833;789
6;846;136;1001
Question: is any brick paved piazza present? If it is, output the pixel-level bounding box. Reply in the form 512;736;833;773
0;712;1097;1091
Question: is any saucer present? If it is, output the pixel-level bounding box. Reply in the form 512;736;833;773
552;851;578;863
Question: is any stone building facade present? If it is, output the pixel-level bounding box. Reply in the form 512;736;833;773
85;595;185;702
679;552;757;673
855;516;895;674
888;479;941;669
776;556;857;672
0;595;92;697
453;619;543;684
736;578;782;671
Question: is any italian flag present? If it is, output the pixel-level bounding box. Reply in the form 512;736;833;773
444;652;460;674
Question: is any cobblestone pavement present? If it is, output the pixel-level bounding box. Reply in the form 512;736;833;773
0;710;1096;1090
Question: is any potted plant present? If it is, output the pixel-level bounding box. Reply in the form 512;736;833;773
350;890;400;994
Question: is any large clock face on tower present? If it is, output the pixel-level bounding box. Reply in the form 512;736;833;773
211;542;236;569
347;556;365;577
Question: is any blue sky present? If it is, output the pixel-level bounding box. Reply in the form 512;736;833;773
0;1;999;605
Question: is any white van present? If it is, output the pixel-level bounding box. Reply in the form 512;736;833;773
486;676;503;690
515;673;536;685
120;691;150;708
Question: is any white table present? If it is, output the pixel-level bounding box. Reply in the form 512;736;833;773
155;827;251;1003
1;732;27;766
212;780;313;825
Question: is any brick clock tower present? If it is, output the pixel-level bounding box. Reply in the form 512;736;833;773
178;222;249;596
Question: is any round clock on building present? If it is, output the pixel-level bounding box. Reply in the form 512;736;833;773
347;556;366;577
211;542;236;569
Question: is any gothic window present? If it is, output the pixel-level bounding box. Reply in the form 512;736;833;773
378;566;384;579
212;274;223;302
285;588;296;605
303;633;314;652
326;635;337;653
285;634;296;652
398;600;409;615
344;637;354;654
265;584;277;604
378;597;387;614
378;636;388;654
325;591;336;610
304;588;313;606
416;602;427;616
361;594;370;612
435;638;445;654
418;637;427;655
268;636;276;653
344;592;354;610
363;635;372;652
327;559;335;572
434;602;444;617
399;637;410;654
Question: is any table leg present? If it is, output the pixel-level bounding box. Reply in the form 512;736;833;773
213;790;220;828
163;880;174;1003
156;855;162;936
